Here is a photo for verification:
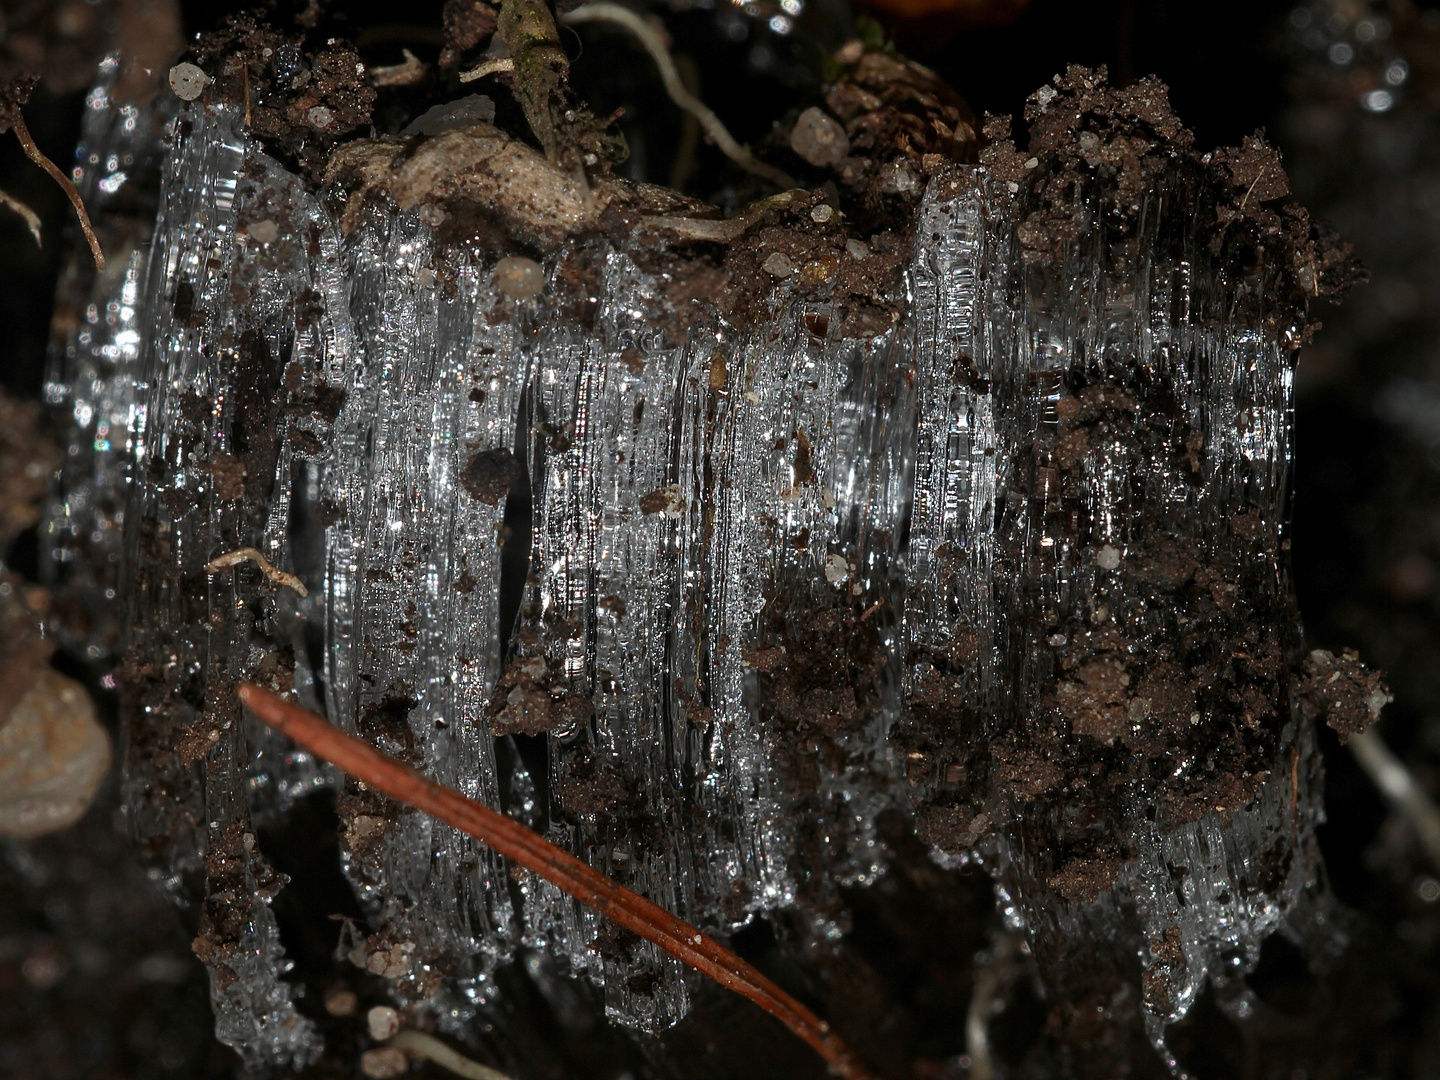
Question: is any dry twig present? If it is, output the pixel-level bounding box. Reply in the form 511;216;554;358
237;683;874;1080
558;3;797;190
1;75;105;270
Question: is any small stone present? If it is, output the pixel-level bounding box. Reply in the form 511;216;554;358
460;447;520;506
790;107;850;168
247;219;280;245
878;160;921;196
365;945;412;979
323;988;358;1016
845;239;870;260
810;203;835;224
0;669;110;839
168;63;209;101
492;256;545;298
307;105;335;130
824;553;849;584
361;1047;409;1079
415;203;446;227
367;1005;401;1040
762;252;795;278
1096;544;1122;571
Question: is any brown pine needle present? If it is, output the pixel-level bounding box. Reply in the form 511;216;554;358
9;109;104;271
237;683;874;1080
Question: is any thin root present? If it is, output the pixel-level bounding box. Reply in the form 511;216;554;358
9;111;104;271
641;187;806;244
966;931;1021;1080
558;3;797;190
236;683;874;1080
204;547;308;597
1349;727;1440;875
0;186;42;246
390;1031;513;1080
371;49;429;88
458;57;517;82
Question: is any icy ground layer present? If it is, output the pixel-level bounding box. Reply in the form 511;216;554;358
46;78;1326;1068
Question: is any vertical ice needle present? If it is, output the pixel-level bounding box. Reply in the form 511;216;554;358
236;683;874;1080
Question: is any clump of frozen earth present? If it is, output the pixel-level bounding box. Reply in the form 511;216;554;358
45;55;1358;1070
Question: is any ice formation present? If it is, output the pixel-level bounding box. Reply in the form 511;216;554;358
46;56;1347;1069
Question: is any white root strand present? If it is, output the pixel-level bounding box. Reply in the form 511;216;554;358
558;2;797;190
203;547;308;597
390;1031;514;1080
1349;726;1440;875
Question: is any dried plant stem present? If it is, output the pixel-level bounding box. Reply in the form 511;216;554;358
389;1031;512;1080
558;3;797;190
9;111;104;270
1349;727;1440;875
237;684;874;1080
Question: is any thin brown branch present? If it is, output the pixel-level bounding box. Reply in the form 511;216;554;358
9;111;104;271
237;683;874;1080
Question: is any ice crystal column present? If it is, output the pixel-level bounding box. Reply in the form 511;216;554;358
43;55;175;662
322;202;519;1005
118;99;329;1068
899;72;1339;1061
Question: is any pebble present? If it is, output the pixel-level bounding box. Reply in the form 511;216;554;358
810;204;835;224
367;1005;401;1040
0;669;110;839
845;239;870;261
168;63;209;101
323;988;358;1016
761;252;795;278
824;553;850;584
492;256;545;298
360;1047;409;1079
1096;544;1122;571
307;105;335;130
878;160;920;196
790;107;849;168
247;219;280;245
